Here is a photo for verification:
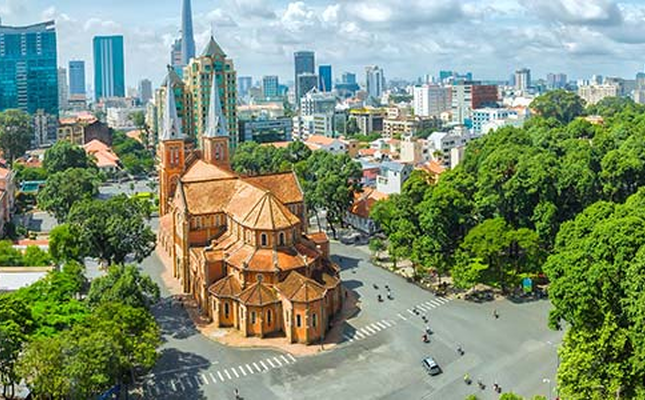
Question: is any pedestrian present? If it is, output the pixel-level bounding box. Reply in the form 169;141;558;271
493;309;499;319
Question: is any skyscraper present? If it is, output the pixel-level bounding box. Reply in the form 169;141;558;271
342;72;356;85
515;68;531;92
93;35;125;99
365;65;385;100
238;76;252;98
58;68;68;110
294;51;315;101
262;75;279;98
139;79;153;104
68;60;86;95
318;65;332;92
181;0;196;65
0;20;58;115
184;35;238;149
170;38;183;75
297;73;318;99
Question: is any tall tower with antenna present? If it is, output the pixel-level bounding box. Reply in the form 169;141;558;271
181;0;196;65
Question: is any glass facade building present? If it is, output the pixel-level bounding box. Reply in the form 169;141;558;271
68;60;85;95
318;65;332;92
0;20;58;115
93;35;125;99
294;51;315;101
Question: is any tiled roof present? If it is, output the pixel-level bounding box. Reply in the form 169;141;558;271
238;281;279;306
83;139;110;153
306;231;328;244
0;167;10;179
225;245;316;273
240;192;300;231
306;135;336;146
181;179;240;215
261;141;291;149
350;188;389;219
209;275;242;299
311;265;340;289
245;172;303;205
276;271;326;303
419;160;445;176
182;159;236;183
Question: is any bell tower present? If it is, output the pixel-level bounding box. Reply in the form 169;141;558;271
202;72;230;168
159;80;186;216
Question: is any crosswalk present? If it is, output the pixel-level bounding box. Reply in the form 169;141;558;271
138;354;297;397
343;296;450;344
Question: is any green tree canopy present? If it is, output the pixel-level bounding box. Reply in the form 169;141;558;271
67;195;155;264
87;264;160;309
0;109;33;165
42;141;94;174
37;167;101;222
530;89;586;125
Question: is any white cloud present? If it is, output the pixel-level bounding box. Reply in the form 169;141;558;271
522;0;623;26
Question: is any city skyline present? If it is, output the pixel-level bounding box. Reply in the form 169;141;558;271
1;0;645;88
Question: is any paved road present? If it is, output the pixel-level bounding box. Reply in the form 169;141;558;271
135;240;562;400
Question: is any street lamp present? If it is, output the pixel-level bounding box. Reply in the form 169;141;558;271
543;378;552;400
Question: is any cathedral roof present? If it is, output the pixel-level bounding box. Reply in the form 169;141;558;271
238;281;279;306
243;172;304;205
160;80;185;141
201;35;226;58
239;192;300;231
224;243;320;273
203;74;229;138
276;272;326;303
208;274;242;299
161;65;184;88
182;159;236;183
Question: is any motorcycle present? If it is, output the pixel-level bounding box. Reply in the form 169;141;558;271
463;375;472;385
422;334;429;343
378;294;383;302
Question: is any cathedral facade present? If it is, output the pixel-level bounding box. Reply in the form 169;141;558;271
156;63;342;345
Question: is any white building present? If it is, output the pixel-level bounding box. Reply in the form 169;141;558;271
304;135;347;154
578;84;620;105
107;107;142;131
58;67;69;111
472;108;518;135
300;89;337;117
413;85;450;117
426;127;472;167
366;65;385;100
515;68;531;92
376;161;413;195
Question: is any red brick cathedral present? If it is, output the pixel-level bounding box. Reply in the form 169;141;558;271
157;70;342;344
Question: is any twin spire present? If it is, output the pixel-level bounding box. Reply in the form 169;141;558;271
161;79;184;141
204;73;229;138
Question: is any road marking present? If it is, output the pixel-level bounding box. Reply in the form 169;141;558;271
369;323;382;332
209;372;217;383
353;331;365;339
266;358;276;368
260;360;269;371
239;366;247;376
217;371;224;382
178;379;185;391
427;300;441;307
246;364;255;374
417;304;430;312
170;380;177;392
287;354;297;363
224;369;232;380
184;376;193;388
407;309;415;316
435;297;449;304
359;327;373;336
273;357;283;367
376;321;389;329
253;362;262;373
231;368;239;378
201;373;209;384
397;313;407;321
343;334;354;342
281;355;291;364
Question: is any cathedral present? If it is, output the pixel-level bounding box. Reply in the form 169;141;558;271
156;53;343;345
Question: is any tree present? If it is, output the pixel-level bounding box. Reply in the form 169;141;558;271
16;334;71;399
49;223;87;263
369;238;385;260
87;264;160;309
0;109;32;165
22;246;51;267
346;118;359;135
0;240;24;266
37;168;100;222
232;141;289;176
67;195;155;264
530;90;585;125
42;141;94;174
0;295;32;399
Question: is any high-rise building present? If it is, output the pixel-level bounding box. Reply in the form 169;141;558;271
180;0;196;65
0;20;58;115
294;51;315;101
297;73;318;101
262;75;280;98
93;35;125;99
170;38;183;75
515;68;531;91
184;36;238;149
300;89;336;117
238;76;252;98
318;65;332;92
58;68;68;110
546;73;567;90
413;85;451;117
342;72;356;85
68;60;86;95
139;79;153;104
451;82;498;126
366;66;385;101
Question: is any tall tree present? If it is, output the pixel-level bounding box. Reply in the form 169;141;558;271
530;90;586;125
67;195;155;264
87;264;160;309
42;141;94;174
0;109;33;165
37;167;100;222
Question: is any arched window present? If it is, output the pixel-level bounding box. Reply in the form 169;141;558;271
251;311;256;324
261;233;268;247
312;313;317;328
296;314;302;328
224;302;229;318
267;309;272;326
279;232;285;246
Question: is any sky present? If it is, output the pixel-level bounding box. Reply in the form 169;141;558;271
2;0;645;90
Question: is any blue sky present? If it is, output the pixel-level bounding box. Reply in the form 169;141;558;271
2;0;645;91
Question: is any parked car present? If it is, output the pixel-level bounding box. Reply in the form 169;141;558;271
422;356;442;376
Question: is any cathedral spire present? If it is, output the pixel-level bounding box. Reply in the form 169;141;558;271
161;80;184;141
181;0;195;65
204;74;228;138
